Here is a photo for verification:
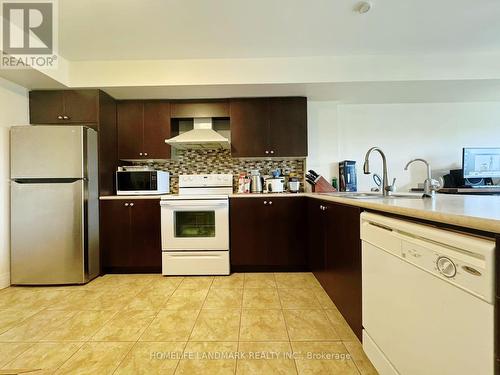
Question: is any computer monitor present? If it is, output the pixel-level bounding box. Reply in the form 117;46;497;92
463;148;500;179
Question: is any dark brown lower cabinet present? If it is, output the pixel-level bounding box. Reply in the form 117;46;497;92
307;198;362;341
307;199;327;283
230;197;307;271
100;199;161;273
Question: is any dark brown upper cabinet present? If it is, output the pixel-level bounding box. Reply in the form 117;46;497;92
170;99;229;118
268;97;308;157
117;101;171;160
117;101;142;159
29;90;99;125
29;90;117;196
229;98;269;157
230;97;307;158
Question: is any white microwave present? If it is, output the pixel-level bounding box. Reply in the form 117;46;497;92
116;170;170;195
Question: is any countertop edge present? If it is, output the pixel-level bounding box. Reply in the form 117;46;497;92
230;193;307;198
305;193;500;235
99;195;165;200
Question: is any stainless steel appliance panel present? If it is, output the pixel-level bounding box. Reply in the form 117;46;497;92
85;129;99;280
10;126;85;179
11;180;86;284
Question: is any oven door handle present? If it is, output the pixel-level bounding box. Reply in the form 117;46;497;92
160;200;228;207
168;253;225;258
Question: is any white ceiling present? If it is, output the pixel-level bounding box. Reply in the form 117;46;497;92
102;80;500;102
59;0;500;61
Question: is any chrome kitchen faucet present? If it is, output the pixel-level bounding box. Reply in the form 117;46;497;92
363;147;396;197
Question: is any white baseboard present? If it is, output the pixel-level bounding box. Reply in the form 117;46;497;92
0;271;10;290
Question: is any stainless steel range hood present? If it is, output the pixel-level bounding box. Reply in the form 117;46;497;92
165;118;230;150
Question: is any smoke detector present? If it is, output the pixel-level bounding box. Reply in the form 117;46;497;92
355;1;372;14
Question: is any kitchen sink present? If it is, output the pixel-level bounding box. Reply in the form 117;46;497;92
341;193;382;199
321;192;423;200
385;194;424;199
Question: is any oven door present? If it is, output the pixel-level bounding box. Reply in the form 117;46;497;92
160;199;229;251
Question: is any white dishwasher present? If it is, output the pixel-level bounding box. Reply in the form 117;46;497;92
361;212;495;375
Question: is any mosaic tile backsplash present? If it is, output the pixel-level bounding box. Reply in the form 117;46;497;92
133;149;305;193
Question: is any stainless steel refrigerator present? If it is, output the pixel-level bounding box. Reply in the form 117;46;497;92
10;126;99;285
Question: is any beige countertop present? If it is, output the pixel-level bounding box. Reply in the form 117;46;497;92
100;192;500;234
310;193;500;234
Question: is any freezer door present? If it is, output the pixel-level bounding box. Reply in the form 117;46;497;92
10;126;88;179
11;180;86;284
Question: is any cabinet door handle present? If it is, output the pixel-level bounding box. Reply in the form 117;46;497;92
144;153;148;156
129;203;134;207
270;150;274;154
268;200;273;205
263;201;268;205
124;203;129;207
63;115;70;120
265;150;269;154
139;152;143;156
57;115;63;120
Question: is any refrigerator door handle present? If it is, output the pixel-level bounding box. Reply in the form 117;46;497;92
12;178;87;184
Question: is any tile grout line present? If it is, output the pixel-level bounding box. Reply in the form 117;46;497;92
0;307;41;336
64;277;151;374
174;277;215;374
0;308;46;339
51;279;127;374
0;288;95;372
51;341;86;373
305;274;343;340
0;342;36;371
342;341;363;375
111;276;185;374
234;273;246;374
275;274;300;375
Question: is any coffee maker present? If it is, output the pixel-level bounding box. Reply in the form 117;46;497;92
339;160;357;192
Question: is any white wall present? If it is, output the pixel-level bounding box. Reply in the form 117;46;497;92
307;101;500;192
306;101;340;184
0;78;28;289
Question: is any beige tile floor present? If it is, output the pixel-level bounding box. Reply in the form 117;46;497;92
0;272;378;374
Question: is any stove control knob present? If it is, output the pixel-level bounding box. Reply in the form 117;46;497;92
436;256;456;278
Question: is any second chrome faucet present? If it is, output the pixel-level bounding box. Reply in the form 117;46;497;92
404;158;440;198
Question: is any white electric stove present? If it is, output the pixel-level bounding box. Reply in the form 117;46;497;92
160;174;232;275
